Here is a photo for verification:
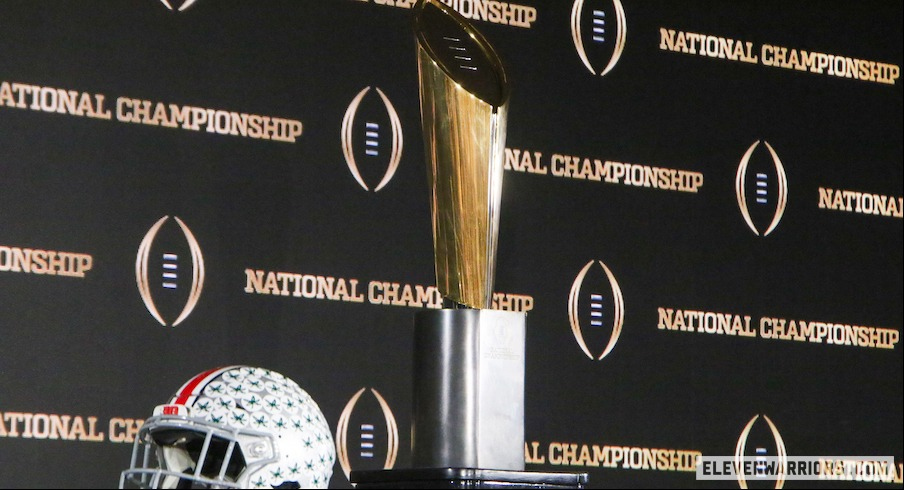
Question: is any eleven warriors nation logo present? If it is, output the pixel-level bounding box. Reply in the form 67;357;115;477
136;216;205;327
736;140;789;237
335;388;399;482
568;259;625;361
159;0;198;11
571;0;627;76
735;414;788;489
341;86;404;192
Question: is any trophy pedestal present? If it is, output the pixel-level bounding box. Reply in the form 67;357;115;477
412;309;526;471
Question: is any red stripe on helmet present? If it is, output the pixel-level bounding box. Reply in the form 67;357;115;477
171;366;235;406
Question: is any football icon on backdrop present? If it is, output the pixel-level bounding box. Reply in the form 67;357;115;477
335;387;399;482
341;86;404;192
571;0;627;76
136;216;205;327
158;0;198;12
736;140;789;237
568;260;625;361
735;414;788;489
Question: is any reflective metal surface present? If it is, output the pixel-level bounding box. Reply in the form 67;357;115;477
414;0;510;309
412;309;526;471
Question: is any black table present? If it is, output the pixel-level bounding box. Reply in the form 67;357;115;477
350;468;589;489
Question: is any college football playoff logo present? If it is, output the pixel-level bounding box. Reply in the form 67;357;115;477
341;86;403;192
736;140;789;237
735;414;788;489
135;216;205;327
568;260;625;360
335;387;399;482
571;0;627;76
159;0;198;11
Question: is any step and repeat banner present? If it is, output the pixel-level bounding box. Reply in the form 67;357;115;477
1;1;901;488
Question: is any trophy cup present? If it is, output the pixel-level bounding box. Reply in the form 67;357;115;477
352;3;588;486
411;0;525;471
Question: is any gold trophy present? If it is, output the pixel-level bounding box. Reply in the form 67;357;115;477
411;0;525;471
415;0;509;310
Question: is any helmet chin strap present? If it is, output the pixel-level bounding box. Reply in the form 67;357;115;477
160;475;195;490
160;447;196;489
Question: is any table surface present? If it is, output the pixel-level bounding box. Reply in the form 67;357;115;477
350;468;590;489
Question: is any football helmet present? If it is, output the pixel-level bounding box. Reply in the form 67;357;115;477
120;366;335;489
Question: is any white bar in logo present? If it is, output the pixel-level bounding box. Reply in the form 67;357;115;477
592;10;606;42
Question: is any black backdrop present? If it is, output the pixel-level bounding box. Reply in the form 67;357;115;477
1;1;901;488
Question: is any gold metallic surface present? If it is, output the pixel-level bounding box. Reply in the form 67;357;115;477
414;0;509;309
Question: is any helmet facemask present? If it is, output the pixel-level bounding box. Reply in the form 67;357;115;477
121;416;286;489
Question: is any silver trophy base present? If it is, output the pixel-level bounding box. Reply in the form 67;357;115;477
412;308;526;471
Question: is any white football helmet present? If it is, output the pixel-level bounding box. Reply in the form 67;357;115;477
120;366;335;489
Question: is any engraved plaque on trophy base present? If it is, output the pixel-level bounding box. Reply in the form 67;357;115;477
411;309;526;471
